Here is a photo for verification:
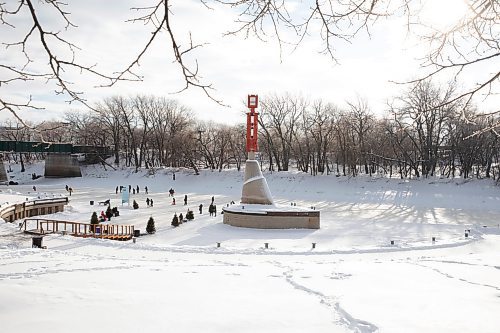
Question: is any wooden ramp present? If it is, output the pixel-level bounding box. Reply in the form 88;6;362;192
20;218;134;241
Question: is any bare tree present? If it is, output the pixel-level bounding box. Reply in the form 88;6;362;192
390;81;457;177
2;1;497;132
0;1;141;126
132;95;155;169
94;98;123;165
114;97;140;170
347;97;374;175
197;122;228;170
0;0;216;128
259;93;305;171
226;0;498;123
407;0;499;120
306;101;337;175
147;98;192;167
332;110;356;176
0;121;32;171
64;111;100;146
227;124;246;171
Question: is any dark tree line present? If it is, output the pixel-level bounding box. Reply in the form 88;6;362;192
1;85;499;181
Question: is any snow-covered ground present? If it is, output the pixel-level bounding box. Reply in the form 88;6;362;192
1;162;500;333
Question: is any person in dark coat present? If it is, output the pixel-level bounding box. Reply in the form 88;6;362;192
172;198;176;205
209;204;214;216
199;204;203;214
184;195;188;205
136;185;139;194
145;186;148;194
150;199;153;207
115;186;118;194
106;207;113;220
146;198;150;206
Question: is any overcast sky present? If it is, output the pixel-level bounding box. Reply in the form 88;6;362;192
1;0;496;125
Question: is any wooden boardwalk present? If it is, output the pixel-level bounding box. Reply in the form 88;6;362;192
20;218;135;241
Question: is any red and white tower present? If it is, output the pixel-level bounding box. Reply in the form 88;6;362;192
246;94;259;160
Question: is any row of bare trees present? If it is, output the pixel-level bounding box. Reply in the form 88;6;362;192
2;84;499;181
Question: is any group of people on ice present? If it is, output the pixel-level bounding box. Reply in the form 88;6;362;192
109;173;233;219
170;194;189;206
116;185;148;195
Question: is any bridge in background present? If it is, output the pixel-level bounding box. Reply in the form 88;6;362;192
0;141;110;155
0;141;111;180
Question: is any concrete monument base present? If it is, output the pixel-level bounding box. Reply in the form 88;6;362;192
223;204;320;229
228;93;321;230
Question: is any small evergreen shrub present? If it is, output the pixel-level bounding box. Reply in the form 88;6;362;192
146;216;156;234
133;200;139;210
186;210;194;221
90;212;99;224
90;212;99;232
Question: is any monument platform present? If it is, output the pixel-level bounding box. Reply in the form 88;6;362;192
223;94;320;229
222;204;320;229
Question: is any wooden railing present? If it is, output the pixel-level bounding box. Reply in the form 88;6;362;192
20;218;135;241
0;197;69;222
